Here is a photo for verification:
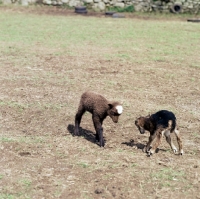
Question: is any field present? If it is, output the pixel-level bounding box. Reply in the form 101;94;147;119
0;6;200;199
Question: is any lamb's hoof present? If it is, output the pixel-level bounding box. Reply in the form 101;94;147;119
74;131;80;136
179;150;184;155
147;150;153;157
173;148;178;154
99;142;105;147
147;152;152;157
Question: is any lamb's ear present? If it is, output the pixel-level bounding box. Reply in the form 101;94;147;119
108;103;113;109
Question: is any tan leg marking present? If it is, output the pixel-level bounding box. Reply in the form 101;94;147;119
144;133;157;153
174;127;183;155
148;129;164;156
164;130;177;154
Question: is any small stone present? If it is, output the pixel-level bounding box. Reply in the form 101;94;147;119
98;1;106;10
83;0;93;3
43;0;52;4
114;2;124;8
2;0;12;4
95;188;104;194
112;13;125;18
61;0;69;3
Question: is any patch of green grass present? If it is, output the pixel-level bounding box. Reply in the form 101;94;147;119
190;64;200;68
108;163;121;169
151;168;185;181
0;194;15;199
19;179;32;191
60;3;74;9
0;10;200;66
131;163;137;167
159;181;172;188
77;162;89;168
0;137;15;142
1;136;45;145
54;190;62;198
56;151;67;158
103;173;114;180
0;101;28;112
190;149;199;155
165;73;175;79
116;53;130;60
108;5;134;13
17;136;46;144
0;99;68;113
192;132;200;138
0;101;6;106
81;193;93;199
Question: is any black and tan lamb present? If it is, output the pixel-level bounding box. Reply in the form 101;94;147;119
135;110;183;156
74;91;123;147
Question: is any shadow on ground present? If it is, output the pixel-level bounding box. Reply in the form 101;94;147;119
67;124;106;146
122;138;169;155
122;139;145;149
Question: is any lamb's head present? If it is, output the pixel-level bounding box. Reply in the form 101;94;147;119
135;117;146;134
107;102;123;123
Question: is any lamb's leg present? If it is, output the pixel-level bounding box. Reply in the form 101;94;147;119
144;133;156;153
164;130;177;154
99;127;104;147
93;115;104;147
148;129;163;156
74;106;85;136
174;127;183;155
95;129;100;142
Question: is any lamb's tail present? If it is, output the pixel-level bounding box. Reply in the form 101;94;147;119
168;120;172;129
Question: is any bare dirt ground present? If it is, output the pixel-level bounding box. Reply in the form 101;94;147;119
0;6;200;199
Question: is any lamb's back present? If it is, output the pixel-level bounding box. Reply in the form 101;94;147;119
81;92;109;115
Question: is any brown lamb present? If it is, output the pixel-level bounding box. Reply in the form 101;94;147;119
74;91;123;147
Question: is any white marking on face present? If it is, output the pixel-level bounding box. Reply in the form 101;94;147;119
116;105;123;114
